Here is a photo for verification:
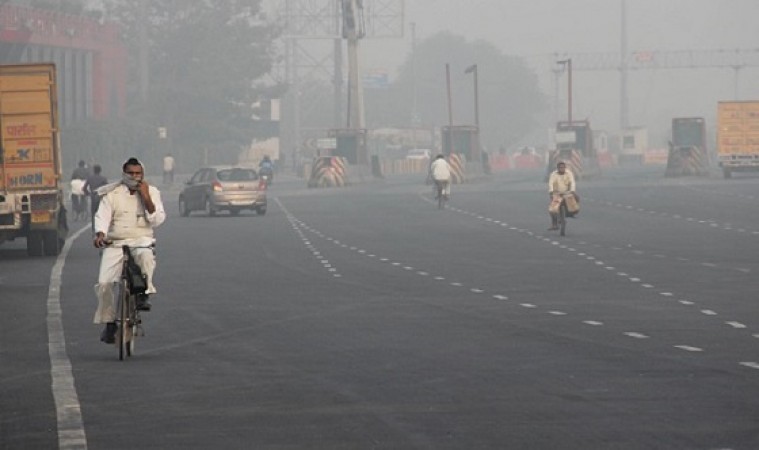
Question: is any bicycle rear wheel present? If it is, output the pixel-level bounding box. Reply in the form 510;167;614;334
559;201;567;236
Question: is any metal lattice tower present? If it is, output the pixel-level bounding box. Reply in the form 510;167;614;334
270;0;403;155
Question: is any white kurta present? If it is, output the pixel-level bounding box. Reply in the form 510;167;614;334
548;170;576;193
93;184;166;324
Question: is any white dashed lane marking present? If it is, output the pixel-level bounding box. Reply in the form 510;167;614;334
624;332;649;339
675;345;703;352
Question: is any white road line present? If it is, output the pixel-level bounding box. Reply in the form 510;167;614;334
470;288;484;293
520;303;537;308
493;295;509;300
740;362;759;370
726;321;747;329
701;310;717;316
641;284;654;288
674;345;703;352
450;282;463;287
624;332;649;339
660;292;673;297
48;225;89;449
679;300;695;305
548;311;567;316
583;320;603;326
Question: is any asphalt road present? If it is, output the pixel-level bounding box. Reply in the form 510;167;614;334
2;166;759;449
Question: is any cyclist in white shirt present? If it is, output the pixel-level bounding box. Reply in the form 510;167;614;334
429;154;451;199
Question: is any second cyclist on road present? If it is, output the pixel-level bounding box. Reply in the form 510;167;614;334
429;154;451;200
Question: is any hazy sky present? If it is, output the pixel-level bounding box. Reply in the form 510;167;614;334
269;0;759;144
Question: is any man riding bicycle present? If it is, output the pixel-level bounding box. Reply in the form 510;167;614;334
92;158;166;344
547;161;577;230
429;154;451;199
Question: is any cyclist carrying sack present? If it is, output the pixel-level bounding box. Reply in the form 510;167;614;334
549;194;562;214
126;252;148;294
565;193;580;214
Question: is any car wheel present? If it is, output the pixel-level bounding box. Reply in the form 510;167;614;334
256;206;267;216
205;197;216;217
179;197;190;217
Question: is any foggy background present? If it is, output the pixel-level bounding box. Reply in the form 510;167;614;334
356;0;759;146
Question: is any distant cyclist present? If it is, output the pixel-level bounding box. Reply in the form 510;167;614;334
92;158;166;344
429;154;451;200
547;161;576;230
83;164;108;231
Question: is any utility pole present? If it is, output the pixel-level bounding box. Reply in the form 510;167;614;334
557;58;572;123
137;0;149;106
619;0;629;129
343;0;365;130
411;21;418;126
333;20;343;128
464;64;479;130
445;63;453;126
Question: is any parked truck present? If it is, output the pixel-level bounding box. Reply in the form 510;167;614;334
717;101;759;178
0;63;67;256
665;117;709;177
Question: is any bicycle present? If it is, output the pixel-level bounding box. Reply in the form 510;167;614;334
434;179;450;209
550;192;577;237
108;243;153;360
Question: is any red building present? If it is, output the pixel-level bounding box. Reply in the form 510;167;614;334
0;4;127;125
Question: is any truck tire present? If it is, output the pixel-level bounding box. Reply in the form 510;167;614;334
43;230;62;256
26;232;44;257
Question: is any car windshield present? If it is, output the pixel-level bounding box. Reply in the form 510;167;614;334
217;168;257;181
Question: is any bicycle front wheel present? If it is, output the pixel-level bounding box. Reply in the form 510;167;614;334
118;280;129;361
126;300;137;357
559;201;567;236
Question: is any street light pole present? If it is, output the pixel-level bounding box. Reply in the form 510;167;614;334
557;58;573;123
465;64;479;130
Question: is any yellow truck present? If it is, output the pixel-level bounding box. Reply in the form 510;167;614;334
0;63;67;256
718;101;759;178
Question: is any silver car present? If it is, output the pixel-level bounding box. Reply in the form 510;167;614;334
179;166;267;216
